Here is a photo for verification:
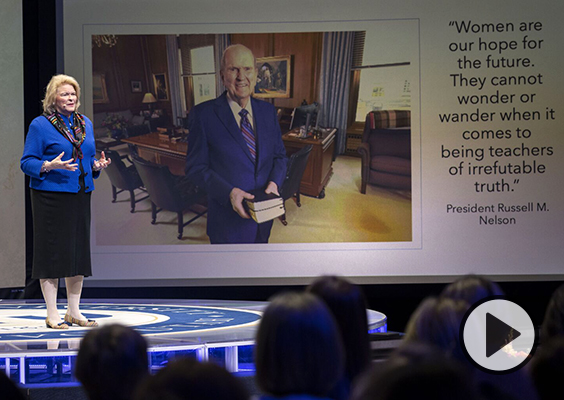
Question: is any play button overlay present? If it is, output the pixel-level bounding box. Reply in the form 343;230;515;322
460;298;537;374
486;312;521;358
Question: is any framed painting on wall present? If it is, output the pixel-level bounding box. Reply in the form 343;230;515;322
92;73;109;104
153;73;169;101
254;55;292;99
131;80;142;93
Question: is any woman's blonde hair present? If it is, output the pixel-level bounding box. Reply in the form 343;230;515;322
42;74;81;114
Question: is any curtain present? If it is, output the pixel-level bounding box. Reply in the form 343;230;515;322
318;32;354;155
166;35;184;125
215;34;231;96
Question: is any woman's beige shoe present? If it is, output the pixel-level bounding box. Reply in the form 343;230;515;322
45;318;69;329
64;313;99;327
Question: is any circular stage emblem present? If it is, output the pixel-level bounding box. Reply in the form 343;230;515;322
0;303;262;342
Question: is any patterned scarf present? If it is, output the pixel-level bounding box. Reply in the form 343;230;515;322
43;112;86;160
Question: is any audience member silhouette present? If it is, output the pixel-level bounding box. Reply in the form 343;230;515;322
134;357;249;400
254;291;344;400
441;274;505;306
404;296;469;362
529;336;564;400
307;275;370;400
75;324;149;400
351;342;478;400
404;293;539;400
540;283;564;344
0;372;25;400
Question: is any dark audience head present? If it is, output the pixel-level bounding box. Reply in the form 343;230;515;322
75;324;149;400
529;336;564;400
255;291;344;397
540;283;564;343
135;357;249;400
404;296;469;363
441;274;504;306
405;296;540;400
0;373;25;400
351;342;478;400
307;275;371;381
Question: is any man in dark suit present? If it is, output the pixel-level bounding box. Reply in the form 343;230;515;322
185;44;288;244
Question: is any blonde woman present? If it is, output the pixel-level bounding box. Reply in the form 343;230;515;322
21;74;110;329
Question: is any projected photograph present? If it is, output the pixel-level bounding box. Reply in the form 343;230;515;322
90;26;418;245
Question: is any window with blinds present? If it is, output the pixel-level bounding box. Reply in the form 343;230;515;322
178;35;217;109
349;31;411;124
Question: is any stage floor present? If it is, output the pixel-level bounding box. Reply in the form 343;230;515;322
0;299;387;386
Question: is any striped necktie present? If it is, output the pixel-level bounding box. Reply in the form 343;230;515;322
239;109;256;161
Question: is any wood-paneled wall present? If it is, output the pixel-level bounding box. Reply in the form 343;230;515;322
92;35;171;116
92;32;322;117
231;32;322;109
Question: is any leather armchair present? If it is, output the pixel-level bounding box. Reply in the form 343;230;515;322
358;110;411;193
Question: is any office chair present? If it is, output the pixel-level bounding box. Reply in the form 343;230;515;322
103;149;148;213
278;145;313;225
131;156;206;239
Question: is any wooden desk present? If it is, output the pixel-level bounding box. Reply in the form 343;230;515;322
125;128;336;198
282;128;336;198
122;132;187;176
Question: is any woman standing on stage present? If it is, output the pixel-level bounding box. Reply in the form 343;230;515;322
21;74;110;329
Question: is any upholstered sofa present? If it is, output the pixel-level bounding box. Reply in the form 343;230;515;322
358;110;411;193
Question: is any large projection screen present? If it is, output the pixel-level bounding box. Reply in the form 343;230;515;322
63;0;564;286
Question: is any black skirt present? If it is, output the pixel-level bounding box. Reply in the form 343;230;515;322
30;188;92;279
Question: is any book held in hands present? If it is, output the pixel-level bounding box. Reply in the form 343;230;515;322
244;192;285;223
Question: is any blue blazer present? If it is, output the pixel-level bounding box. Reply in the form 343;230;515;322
185;93;288;244
21;114;100;193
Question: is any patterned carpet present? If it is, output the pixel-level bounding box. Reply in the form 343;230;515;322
271;156;412;243
92;155;412;245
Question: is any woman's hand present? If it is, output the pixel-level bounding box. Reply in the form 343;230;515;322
93;151;112;171
44;152;78;171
